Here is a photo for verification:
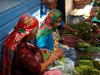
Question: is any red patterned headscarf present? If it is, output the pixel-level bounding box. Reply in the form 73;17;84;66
1;14;39;75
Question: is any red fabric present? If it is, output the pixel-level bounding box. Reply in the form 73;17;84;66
1;14;39;75
11;41;43;75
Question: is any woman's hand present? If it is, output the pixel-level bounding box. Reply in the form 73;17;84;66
72;29;77;33
63;24;77;33
55;48;64;58
47;52;59;63
41;48;50;53
40;48;63;72
48;48;63;62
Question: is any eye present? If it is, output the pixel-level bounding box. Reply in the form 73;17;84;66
56;21;60;22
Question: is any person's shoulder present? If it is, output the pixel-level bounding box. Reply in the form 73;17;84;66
60;21;65;25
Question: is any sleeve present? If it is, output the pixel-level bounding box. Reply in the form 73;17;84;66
58;21;65;29
19;48;41;75
36;35;49;48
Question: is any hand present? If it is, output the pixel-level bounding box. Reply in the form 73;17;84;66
72;29;77;33
48;52;59;63
63;24;77;33
44;48;63;66
55;48;64;58
47;48;63;63
41;48;50;53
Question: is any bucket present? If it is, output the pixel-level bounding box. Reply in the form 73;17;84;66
61;34;79;49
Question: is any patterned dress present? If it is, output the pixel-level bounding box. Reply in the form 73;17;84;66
11;40;43;75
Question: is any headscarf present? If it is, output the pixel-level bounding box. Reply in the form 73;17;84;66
36;9;62;41
1;14;39;75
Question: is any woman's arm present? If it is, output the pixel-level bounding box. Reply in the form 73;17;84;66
40;49;63;72
62;23;77;32
58;21;76;33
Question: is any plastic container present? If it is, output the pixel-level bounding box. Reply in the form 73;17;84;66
61;34;79;49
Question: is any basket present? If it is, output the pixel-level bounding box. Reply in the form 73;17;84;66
61;34;79;49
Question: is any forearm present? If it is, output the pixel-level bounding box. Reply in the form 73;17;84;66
63;24;74;31
40;49;63;73
40;51;61;73
40;59;53;73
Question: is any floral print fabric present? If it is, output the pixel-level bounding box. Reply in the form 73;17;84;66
1;14;39;75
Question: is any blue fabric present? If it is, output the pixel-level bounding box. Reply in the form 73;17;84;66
59;45;78;66
58;21;65;29
36;33;54;51
40;2;49;18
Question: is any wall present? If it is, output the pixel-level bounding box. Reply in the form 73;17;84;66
56;0;65;22
65;0;73;24
0;0;40;72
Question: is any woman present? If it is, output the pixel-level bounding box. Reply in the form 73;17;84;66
1;14;63;75
36;9;78;70
40;0;76;34
37;9;62;51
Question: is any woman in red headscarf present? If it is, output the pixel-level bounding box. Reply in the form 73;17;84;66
1;14;63;75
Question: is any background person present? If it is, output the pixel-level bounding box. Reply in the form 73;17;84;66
37;9;63;50
40;0;76;36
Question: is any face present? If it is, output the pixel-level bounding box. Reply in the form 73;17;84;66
24;27;38;41
47;0;57;9
53;17;62;28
